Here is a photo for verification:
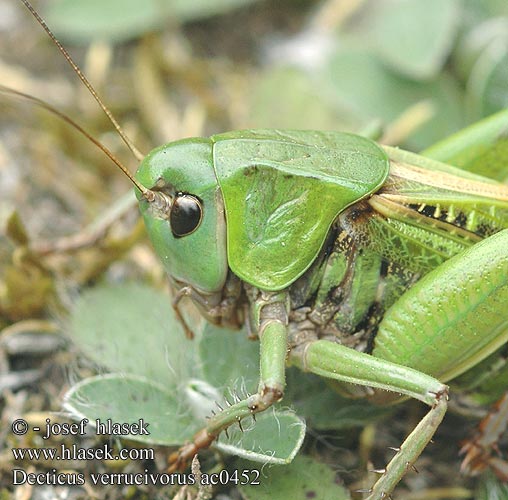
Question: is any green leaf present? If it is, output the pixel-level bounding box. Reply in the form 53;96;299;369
237;454;350;500
466;33;508;117
69;283;200;387
247;66;359;132
199;323;259;395
344;0;460;79
47;0;259;43
64;374;201;444
216;410;306;464
454;18;508;118
321;49;464;149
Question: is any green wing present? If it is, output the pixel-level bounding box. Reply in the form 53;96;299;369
211;130;389;291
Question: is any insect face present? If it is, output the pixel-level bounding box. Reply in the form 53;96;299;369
135;137;228;294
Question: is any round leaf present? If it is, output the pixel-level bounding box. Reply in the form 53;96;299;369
69;283;200;387
238;454;350;500
350;0;460;79
199;323;259;395
64;374;201;445
215;410;306;464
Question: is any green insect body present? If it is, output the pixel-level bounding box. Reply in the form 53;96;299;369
136;130;389;293
134;128;508;498
10;1;508;497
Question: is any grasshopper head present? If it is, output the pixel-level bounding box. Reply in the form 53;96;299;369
135;138;228;294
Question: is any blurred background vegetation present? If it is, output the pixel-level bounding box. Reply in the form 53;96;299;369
1;0;508;498
41;0;508;149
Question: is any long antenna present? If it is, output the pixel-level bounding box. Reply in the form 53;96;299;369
19;0;145;162
1;85;153;197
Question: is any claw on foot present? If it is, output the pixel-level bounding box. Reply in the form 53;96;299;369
167;429;215;473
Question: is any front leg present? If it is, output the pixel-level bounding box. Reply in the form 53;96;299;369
168;289;289;471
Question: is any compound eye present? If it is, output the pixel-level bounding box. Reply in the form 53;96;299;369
170;194;203;237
